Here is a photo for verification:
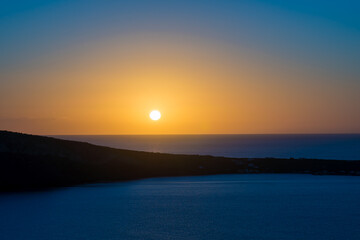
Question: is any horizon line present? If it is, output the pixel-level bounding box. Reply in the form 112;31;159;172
2;130;360;136
48;133;360;136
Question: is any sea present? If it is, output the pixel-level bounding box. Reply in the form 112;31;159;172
55;134;360;160
1;134;360;240
0;174;360;240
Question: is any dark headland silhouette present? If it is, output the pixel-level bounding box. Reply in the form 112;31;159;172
0;130;359;191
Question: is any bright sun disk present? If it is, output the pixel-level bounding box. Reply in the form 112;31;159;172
150;110;161;121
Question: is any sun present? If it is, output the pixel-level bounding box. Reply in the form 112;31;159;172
149;110;161;121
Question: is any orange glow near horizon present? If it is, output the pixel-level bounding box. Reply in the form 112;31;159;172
1;33;359;135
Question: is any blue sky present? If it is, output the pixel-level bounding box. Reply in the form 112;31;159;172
1;0;359;71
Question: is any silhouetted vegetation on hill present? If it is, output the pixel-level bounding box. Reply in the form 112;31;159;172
0;131;359;191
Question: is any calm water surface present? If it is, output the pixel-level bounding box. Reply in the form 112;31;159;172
1;174;360;240
55;134;360;160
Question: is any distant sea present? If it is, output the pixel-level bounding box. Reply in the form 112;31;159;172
54;134;360;160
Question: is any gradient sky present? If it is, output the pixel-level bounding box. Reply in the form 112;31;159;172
1;0;360;134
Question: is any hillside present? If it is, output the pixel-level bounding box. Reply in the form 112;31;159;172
0;131;359;191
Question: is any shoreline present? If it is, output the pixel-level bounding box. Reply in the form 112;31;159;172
1;131;360;191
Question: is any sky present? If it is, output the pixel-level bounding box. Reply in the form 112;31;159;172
0;0;360;134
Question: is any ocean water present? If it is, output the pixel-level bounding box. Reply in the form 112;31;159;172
55;134;360;160
1;174;360;240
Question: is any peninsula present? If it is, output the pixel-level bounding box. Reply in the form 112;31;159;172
1;131;359;191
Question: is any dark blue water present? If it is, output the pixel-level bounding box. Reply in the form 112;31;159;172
55;134;360;160
1;174;360;240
